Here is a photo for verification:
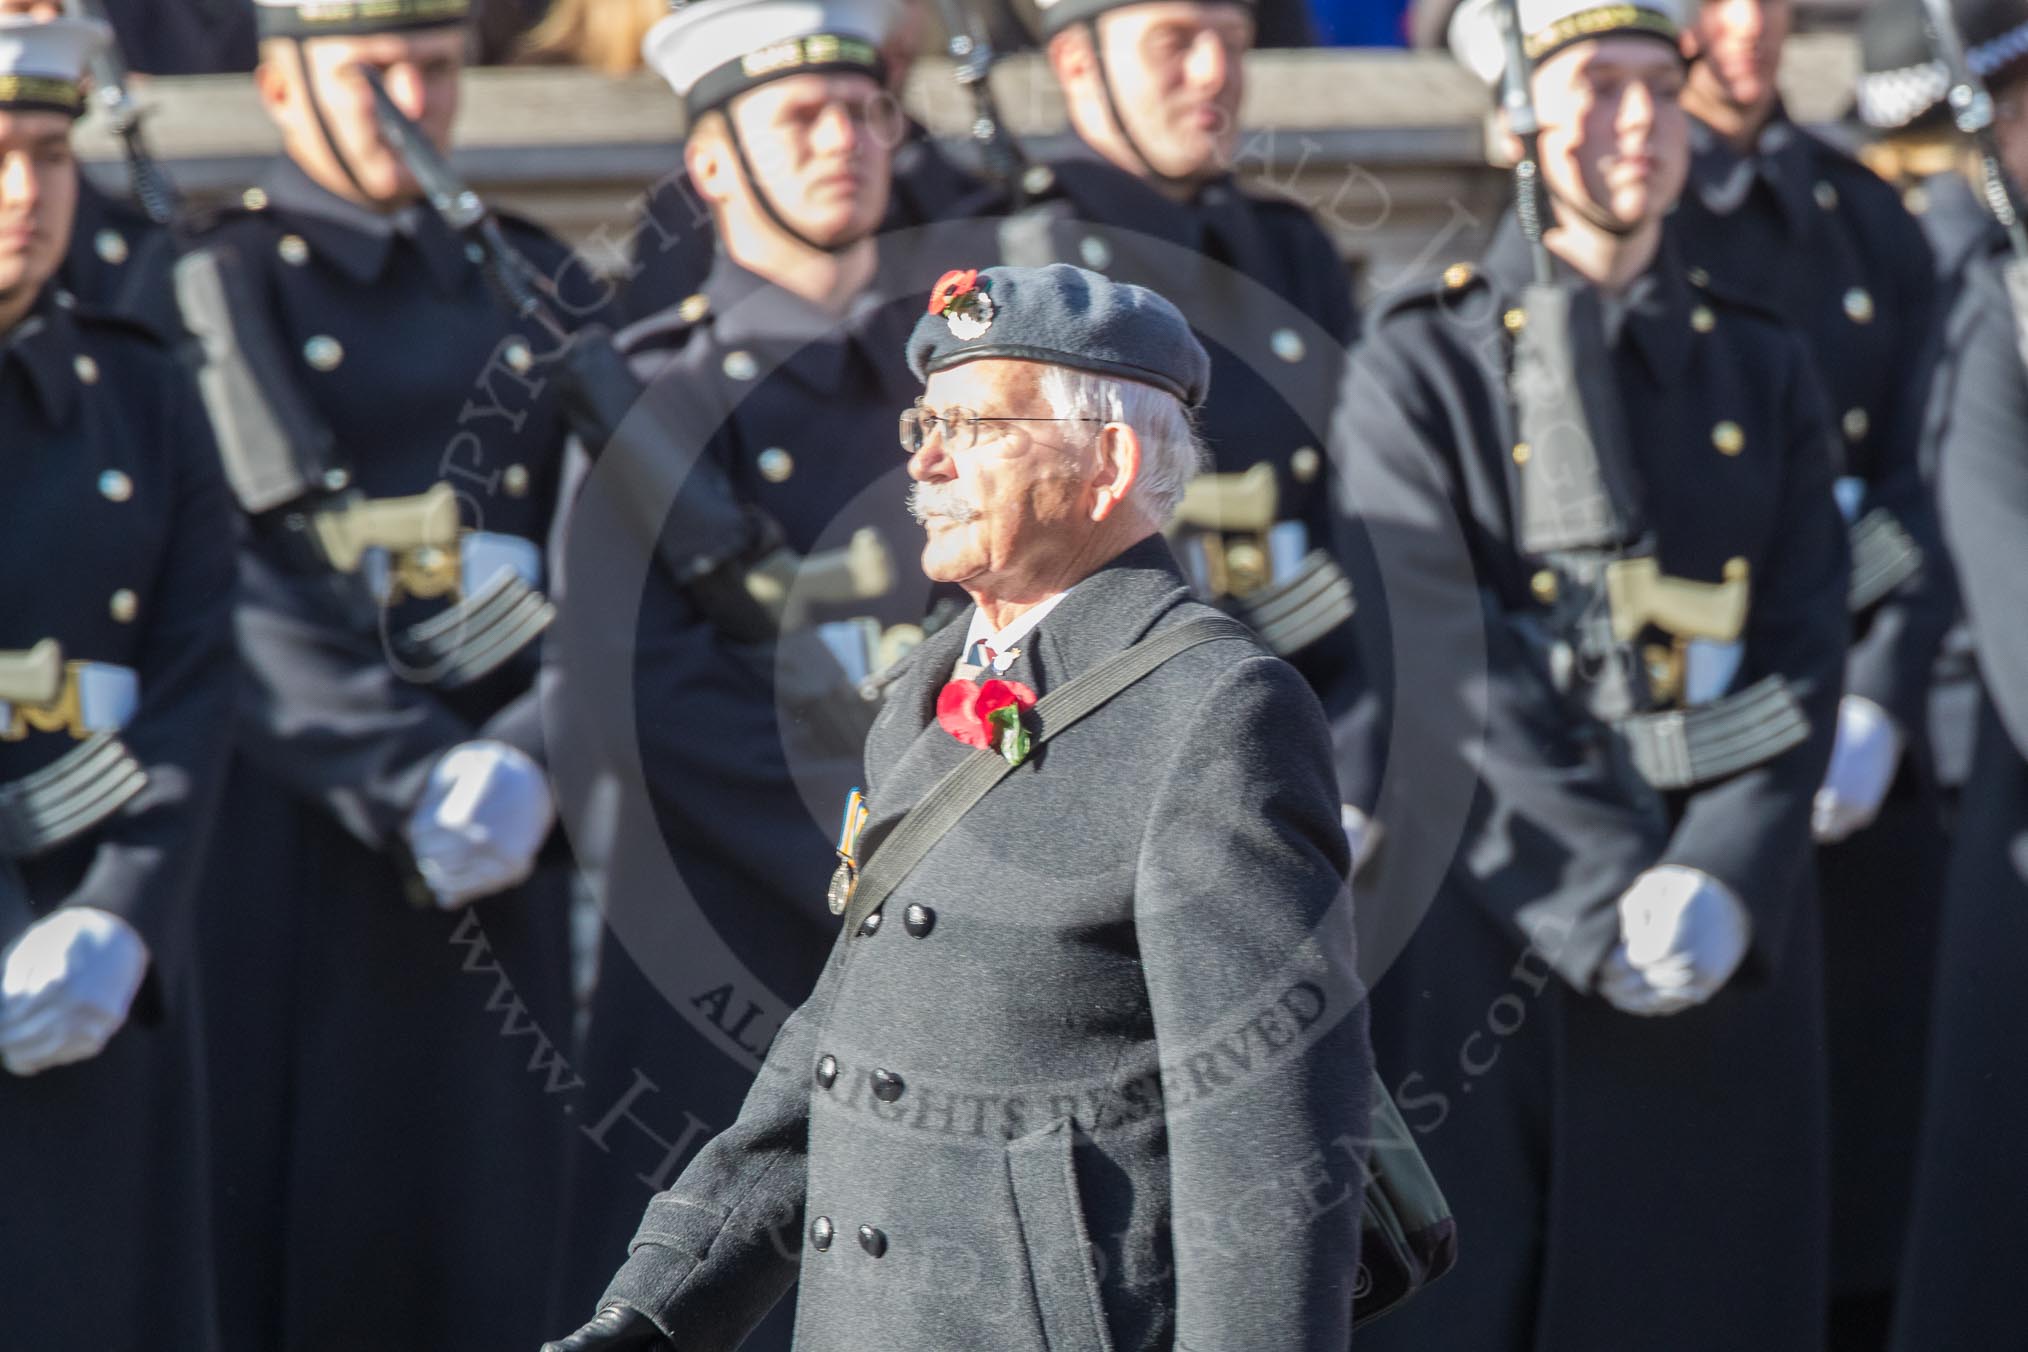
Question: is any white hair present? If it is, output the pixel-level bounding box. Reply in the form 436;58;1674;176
1037;366;1208;526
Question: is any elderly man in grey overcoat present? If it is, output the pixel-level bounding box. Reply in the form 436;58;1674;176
543;264;1372;1351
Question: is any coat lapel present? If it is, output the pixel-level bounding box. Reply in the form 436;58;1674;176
1013;537;1196;697
856;535;1197;858
856;615;973;856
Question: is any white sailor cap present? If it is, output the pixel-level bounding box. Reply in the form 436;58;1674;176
0;15;107;118
642;0;896;118
253;0;472;41
1448;0;1684;85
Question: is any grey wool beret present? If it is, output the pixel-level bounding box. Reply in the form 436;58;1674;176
907;263;1212;408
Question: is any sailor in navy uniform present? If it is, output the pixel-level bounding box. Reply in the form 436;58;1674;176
1670;0;1957;1335
971;0;1365;843
0;17;236;1351
0;0;182;332
544;2;953;1342
620;0;987;324
1340;0;1848;1346
181;2;589;1348
1854;0;2028;1345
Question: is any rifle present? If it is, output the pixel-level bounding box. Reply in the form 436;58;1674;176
0;641;64;709
357;67;892;647
68;0;184;235
931;0;1031;207
1491;0;1644;580
310;482;462;578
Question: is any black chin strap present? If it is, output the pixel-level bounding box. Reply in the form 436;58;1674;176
1545;178;1647;237
1085;19;1208;195
723;118;863;257
293;38;373;203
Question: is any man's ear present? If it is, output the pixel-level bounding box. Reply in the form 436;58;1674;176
1678;26;1702;62
684;112;734;205
1088;421;1142;523
253;42;297;122
1046;27;1092;88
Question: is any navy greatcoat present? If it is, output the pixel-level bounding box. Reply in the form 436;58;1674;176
0;289;235;1351
1671;112;1955;1307
1338;219;1849;1352
185;158;582;1352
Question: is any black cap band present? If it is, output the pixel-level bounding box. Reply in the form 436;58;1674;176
1037;0;1254;40
1524;3;1680;65
256;0;470;40
683;32;884;118
0;73;82;116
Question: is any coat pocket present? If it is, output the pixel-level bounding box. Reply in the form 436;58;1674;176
1006;1118;1116;1352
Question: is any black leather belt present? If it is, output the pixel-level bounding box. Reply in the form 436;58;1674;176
0;733;149;858
391;571;555;689
1235;549;1356;658
1847;509;1922;614
1615;676;1809;791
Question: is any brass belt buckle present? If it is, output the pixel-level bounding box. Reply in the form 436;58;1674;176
1221;532;1273;597
390;543;461;602
2;655;136;743
1171;464;1281;600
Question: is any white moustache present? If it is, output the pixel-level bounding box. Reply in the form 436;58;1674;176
907;482;982;525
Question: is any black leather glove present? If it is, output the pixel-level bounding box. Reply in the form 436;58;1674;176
540;1304;669;1351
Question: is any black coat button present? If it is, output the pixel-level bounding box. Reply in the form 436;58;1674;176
810;1216;833;1251
870;1068;904;1103
903;904;935;938
857;1224;887;1258
858;909;883;937
816;1054;838;1089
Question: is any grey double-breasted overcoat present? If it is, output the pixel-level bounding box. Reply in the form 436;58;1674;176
598;538;1373;1351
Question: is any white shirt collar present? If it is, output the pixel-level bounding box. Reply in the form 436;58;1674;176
959;590;1071;675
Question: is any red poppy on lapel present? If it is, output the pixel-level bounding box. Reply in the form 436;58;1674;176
936;676;1038;765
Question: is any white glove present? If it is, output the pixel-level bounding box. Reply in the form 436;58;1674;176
0;907;150;1076
1340;803;1379;872
404;740;555;910
1813;695;1903;844
1596;866;1751;1017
